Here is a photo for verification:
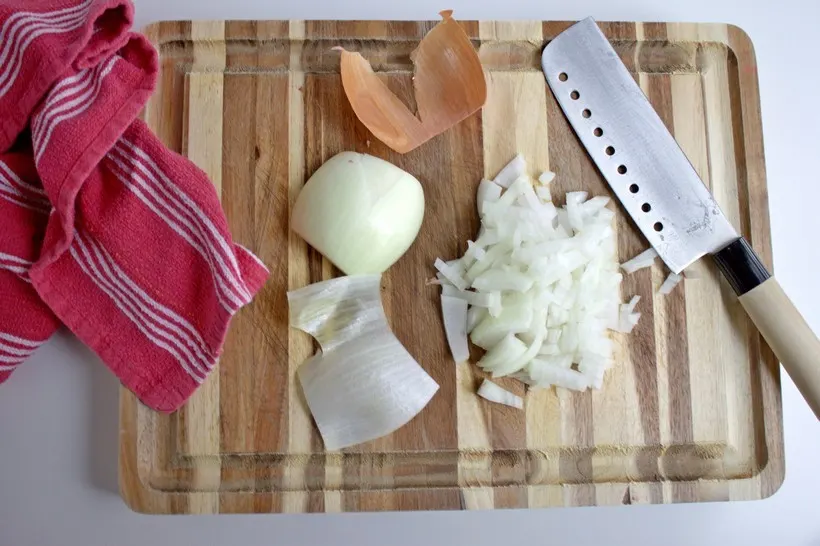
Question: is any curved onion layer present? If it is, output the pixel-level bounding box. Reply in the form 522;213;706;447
338;10;487;153
289;275;439;450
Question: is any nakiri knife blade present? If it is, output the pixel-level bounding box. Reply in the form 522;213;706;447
542;18;820;420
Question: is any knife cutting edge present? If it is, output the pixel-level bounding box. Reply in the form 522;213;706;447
542;18;820;420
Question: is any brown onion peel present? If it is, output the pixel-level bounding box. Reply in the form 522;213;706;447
338;10;487;154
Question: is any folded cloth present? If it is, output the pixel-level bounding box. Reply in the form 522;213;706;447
0;0;135;152
0;0;269;411
0;147;61;381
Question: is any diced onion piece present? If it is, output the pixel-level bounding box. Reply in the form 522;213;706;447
446;258;466;274
580;367;606;389
615;302;642;333
441;295;469;364
477;333;528;372
464;243;510;282
566;194;584;232
621;247;658;274
477;179;503;216
440;284;461;297
511;371;537;385
477;379;523;409
658;272;683;295
470;297;533;349
290;275;439;450
436;272;452;286
538;171;556;185
517;182;543;211
583;196;611;216
538;343;561;356
492;333;544;378
472;268;534;293
474;228;500;249
466;240;487;261
467;306;488;333
527;358;588;391
566;191;589;204
435;258;468;290
441;285;500;310
535;185;552;203
493;154;527;188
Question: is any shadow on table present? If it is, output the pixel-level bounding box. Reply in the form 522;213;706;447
66;331;120;495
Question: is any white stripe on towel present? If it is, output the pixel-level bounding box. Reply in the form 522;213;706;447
69;230;213;383
116;139;253;302
0;251;33;282
0;0;93;98
34;57;118;162
0;331;46;369
106;144;252;313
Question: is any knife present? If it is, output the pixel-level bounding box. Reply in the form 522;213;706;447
542;18;820;419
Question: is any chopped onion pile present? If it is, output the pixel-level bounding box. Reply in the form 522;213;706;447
477;379;523;409
289;275;439;450
434;155;641;392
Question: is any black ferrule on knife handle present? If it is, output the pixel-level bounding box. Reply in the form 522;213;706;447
713;238;771;296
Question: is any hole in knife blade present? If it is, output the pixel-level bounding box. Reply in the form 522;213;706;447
582;109;591;118
605;146;615;156
654;222;663;232
559;72;568;82
629;184;639;193
617;165;627;174
593;127;603;137
641;203;651;212
570;90;580;100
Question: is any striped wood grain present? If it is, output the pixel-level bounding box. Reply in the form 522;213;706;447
119;19;783;513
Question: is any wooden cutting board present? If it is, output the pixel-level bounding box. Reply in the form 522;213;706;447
119;18;784;513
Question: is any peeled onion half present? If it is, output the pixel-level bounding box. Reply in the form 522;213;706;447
291;152;425;275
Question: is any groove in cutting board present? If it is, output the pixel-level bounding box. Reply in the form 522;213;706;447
119;19;783;513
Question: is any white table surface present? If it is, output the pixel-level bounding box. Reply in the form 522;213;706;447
2;0;820;544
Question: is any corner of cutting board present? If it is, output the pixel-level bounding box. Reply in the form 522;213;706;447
140;21;163;46
724;23;759;72
118;387;164;514
754;426;786;502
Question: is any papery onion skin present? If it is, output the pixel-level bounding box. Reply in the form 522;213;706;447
338;11;487;154
292;152;424;275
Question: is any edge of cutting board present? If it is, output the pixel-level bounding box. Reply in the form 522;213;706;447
119;19;784;514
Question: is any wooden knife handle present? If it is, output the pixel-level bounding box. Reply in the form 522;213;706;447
715;238;820;420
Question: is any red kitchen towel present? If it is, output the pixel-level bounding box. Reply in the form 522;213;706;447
0;0;134;152
0;0;269;411
0;147;61;382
